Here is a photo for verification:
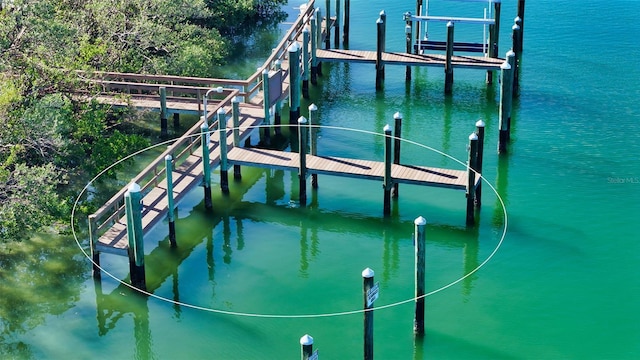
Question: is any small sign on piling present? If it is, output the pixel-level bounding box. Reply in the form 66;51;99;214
367;281;380;307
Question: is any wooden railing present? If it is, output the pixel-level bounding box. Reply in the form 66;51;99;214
87;0;317;246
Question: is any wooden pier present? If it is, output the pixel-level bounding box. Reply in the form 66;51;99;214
84;0;518;289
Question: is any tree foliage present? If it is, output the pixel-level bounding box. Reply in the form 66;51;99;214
0;0;286;242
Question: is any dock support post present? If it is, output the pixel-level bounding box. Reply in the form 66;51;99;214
392;112;402;198
344;0;350;45
298;116;308;207
125;183;146;290
160;86;168;138
302;28;310;99
314;9;323;77
383;124;393;216
300;334;314;360
376;16;385;91
415;0;423;54
173;113;180;130
201;121;213;210
289;43;301;125
466;133;478;226
88;214;101;279
498;58;513;154
308;104;319;189
218;109;229;194
512;19;522;97
517;0;525;50
362;268;375;360
325;0;331;49
274;60;283;135
445;21;454;94
261;69;271;145
474;120;485;207
334;0;340;48
414;216;426;336
232;97;242;180
165;155;176;247
310;14;318;85
405;20;412;81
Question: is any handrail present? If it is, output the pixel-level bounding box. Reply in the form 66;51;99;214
91;89;240;233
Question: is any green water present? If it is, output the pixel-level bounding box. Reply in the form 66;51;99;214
2;0;639;359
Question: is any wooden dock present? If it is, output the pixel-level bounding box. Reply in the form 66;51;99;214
85;0;493;289
317;49;503;70
228;147;478;190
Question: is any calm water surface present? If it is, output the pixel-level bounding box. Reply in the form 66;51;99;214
1;0;638;359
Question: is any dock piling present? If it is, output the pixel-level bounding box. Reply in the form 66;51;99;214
517;0;526;50
325;0;331;49
512;19;522;96
125;183;146;290
383;124;393;216
165;155;176;247
200;120;213;210
160;86;168;138
474;120;485;207
466;133;478;226
362;268;375;360
344;0;350;45
261;69;271;145
445;21;455;94
414;216;426;336
274;60;283;135
393;112;402;198
289;43;302;125
498;53;515;153
88;214;100;279
314;9;323;76
298;116;308;207
302;28;310;99
405;20;413;81
376;16;385;90
334;0;341;48
300;334;314;360
310;14;318;85
232;97;242;180
308;104;319;189
218;109;229;194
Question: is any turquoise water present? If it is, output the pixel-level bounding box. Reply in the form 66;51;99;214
2;0;639;359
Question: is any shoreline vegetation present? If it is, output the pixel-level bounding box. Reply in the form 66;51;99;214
0;0;287;244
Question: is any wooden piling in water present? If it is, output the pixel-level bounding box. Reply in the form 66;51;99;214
165;155;176;247
218;108;229;194
486;1;501;84
392;112;402;198
376;16;385;90
302;28;310;99
310;14;318;85
200;120;213;210
344;0;350;45
298;116;308;207
498;59;512;154
160;86;168;138
512;19;522;97
325;0;331;49
262;69;271;145
274;60;283;135
474;120;485;207
232;97;242;180
466;133;478;226
88;214;100;279
289;43;302;125
334;0;341;48
405;21;412;81
414;216;426;336
517;0;526;50
125;183;146;290
383;124;393;216
445;21;455;94
308;104;319;189
300;334;314;360
362;268;375;360
315;8;324;77
505;51;516;138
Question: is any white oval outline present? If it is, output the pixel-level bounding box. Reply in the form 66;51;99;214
71;124;507;318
